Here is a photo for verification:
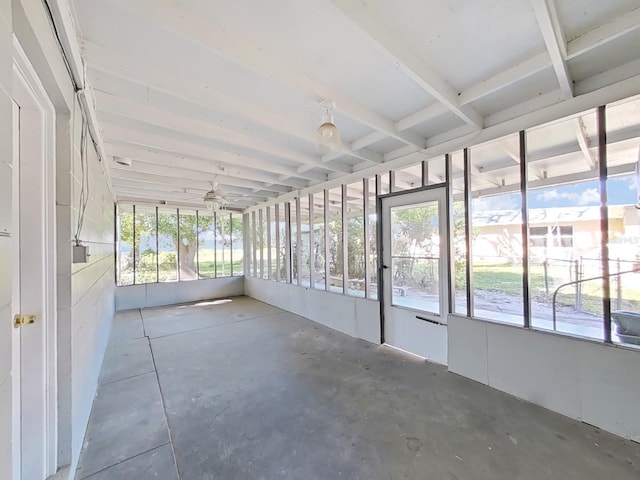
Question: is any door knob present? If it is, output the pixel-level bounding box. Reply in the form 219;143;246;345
382;265;389;269
14;314;36;329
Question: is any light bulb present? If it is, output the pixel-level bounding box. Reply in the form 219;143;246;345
319;123;335;139
316;100;342;154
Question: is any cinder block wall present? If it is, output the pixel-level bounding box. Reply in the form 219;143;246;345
6;1;117;476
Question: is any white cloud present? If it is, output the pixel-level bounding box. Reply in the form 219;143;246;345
627;176;636;191
535;187;600;206
536;189;579;203
577;187;600;205
474;195;519;211
536;189;560;201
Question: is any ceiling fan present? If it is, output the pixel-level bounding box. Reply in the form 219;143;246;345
202;182;228;211
169;182;243;210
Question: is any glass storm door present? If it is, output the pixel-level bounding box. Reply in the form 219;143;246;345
381;187;449;364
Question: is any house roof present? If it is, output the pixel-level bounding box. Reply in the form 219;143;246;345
473;205;628;227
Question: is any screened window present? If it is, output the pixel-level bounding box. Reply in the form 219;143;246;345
178;210;198;281
133;206;158;284
216;213;232;277
116;204;134;286
470;133;524;326
290;201;298;284
158;209;179;282
231;212;244;276
198;213;216;278
116;205;244;285
312;193;325;289
327;187;343;292
299;197;311;287
346;182;365;297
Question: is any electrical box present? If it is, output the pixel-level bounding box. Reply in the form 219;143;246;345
73;244;90;263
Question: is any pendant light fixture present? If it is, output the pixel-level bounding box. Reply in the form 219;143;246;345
316;100;341;154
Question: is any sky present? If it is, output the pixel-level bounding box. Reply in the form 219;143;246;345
476;175;637;210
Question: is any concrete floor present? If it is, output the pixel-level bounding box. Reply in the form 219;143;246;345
76;296;640;479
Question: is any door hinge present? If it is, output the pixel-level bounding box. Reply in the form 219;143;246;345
14;314;35;329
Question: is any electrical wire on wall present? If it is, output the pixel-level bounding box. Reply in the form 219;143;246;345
74;115;90;245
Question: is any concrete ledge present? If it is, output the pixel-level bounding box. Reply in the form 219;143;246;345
245;277;380;344
448;313;640;442
115;277;244;310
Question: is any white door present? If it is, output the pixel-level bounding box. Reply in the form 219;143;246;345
12;39;58;480
381;187;449;364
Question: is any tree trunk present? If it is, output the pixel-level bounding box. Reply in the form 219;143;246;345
179;242;198;279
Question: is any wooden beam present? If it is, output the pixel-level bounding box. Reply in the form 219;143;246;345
108;156;292;194
94;90;337;172
459;53;551;105
567;7;640;60
113;185;267;205
573;117;596;170
111;177;267;200
101;122;319;185
330;0;483;128
531;0;573;98
352;131;387;151
395;103;450;131
501;137;542;180
85;53;373;170
104;0;427;148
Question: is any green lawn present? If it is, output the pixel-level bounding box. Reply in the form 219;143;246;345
472;263;640;315
119;249;245;285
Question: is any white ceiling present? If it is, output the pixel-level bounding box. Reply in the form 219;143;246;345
70;0;640;211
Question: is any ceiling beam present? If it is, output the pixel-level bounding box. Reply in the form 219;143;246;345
567;7;640;60
500;137;542;179
104;0;427;148
107;151;292;194
420;162;443;185
110;164;284;208
113;184;268;205
111;176;266;199
85;47;370;170
531;0;573;98
101;122;318;186
83;3;639;185
375;7;640;137
101;118;330;183
462;121;640;178
395;103;450;132
572;117;596;170
329;0;483;129
474;163;635;199
351;131;387;151
459;53;551;105
94;91;344;173
324;145;383;164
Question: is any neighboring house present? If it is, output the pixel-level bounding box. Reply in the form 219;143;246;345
472;205;640;262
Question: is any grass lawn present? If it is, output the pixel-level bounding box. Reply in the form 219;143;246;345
472;263;640;316
120;249;245;284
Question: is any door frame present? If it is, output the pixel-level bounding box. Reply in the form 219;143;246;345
12;35;58;477
377;183;452;348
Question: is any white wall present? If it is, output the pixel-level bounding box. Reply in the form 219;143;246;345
61;98;116;472
448;314;640;442
116;277;244;310
0;0;13;477
6;1;116;476
245;277;380;345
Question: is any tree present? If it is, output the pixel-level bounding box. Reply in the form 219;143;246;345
118;209;241;282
